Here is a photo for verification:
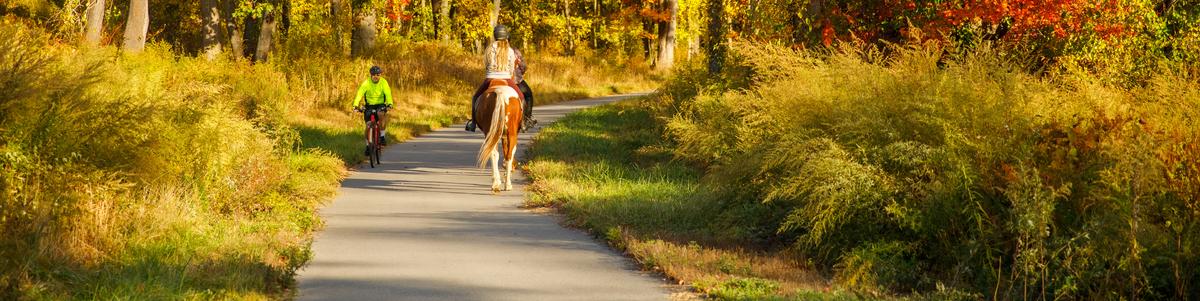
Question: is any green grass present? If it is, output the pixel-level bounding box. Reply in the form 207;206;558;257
525;101;713;235
524;100;829;300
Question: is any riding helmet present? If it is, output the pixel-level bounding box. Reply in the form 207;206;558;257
369;65;382;75
493;25;509;41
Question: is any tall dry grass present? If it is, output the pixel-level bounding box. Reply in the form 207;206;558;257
0;21;344;299
654;41;1200;299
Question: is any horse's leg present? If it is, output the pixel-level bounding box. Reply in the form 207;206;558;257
490;147;502;192
504;106;521;191
504;145;515;191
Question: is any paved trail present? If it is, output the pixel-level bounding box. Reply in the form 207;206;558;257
296;94;674;301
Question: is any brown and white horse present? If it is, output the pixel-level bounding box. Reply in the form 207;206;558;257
474;79;524;192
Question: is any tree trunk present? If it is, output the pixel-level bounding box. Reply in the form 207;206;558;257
255;12;277;62
655;0;676;70
591;0;598;49
642;20;653;60
439;0;451;41
123;0;149;52
331;0;343;52
432;0;440;39
705;0;726;73
224;0;245;59
84;0;105;46
564;0;573;55
350;2;376;57
279;1;291;42
200;0;222;60
489;0;500;39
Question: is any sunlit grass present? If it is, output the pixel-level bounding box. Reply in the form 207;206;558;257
523;101;829;300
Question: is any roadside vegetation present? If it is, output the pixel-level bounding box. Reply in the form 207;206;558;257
0;18;658;299
525;41;1200;299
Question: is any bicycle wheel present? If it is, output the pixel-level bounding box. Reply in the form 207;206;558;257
371;124;382;167
368;122;378;168
368;142;376;168
374;142;382;165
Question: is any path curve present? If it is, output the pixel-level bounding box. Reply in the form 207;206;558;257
297;94;674;300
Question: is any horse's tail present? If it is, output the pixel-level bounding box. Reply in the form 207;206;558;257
477;91;508;168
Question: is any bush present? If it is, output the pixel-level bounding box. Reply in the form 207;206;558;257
0;22;344;299
655;41;1200;299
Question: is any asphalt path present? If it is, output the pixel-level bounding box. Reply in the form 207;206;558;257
296;94;677;300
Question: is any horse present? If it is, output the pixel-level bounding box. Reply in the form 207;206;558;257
474;79;524;193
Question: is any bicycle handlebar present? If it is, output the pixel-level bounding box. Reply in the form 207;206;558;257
355;106;391;113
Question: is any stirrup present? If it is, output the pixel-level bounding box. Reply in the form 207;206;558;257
520;118;536;132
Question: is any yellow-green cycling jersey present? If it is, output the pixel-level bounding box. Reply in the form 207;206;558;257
352;78;395;107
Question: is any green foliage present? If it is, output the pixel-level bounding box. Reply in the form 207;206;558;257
694;277;781;301
655;41;1200;299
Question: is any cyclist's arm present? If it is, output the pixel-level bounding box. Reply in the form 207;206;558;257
352;81;368;108
383;79;395;107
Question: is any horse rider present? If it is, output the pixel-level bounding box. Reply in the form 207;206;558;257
352;65;395;153
466;24;537;132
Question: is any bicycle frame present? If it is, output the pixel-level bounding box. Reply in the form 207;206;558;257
361;107;385;167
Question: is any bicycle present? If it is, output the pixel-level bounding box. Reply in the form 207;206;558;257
356;106;388;168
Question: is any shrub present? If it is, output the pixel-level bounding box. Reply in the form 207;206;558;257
0;22;344;299
654;41;1200;299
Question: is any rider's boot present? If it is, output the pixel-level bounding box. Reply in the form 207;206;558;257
364;144;370;156
465;120;477;132
520;118;537;132
521;108;537;132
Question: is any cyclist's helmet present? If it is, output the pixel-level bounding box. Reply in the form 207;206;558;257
493;25;509;41
369;65;382;75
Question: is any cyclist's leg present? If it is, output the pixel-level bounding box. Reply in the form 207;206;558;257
363;109;372;155
379;110;389;145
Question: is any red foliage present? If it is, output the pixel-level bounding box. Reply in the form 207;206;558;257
386;0;414;24
807;0;1140;47
934;0;1133;41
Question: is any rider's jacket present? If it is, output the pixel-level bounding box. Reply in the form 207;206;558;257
353;78;395;107
484;41;518;79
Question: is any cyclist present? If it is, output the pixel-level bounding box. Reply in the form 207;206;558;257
353;65;395;155
466;24;536;132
